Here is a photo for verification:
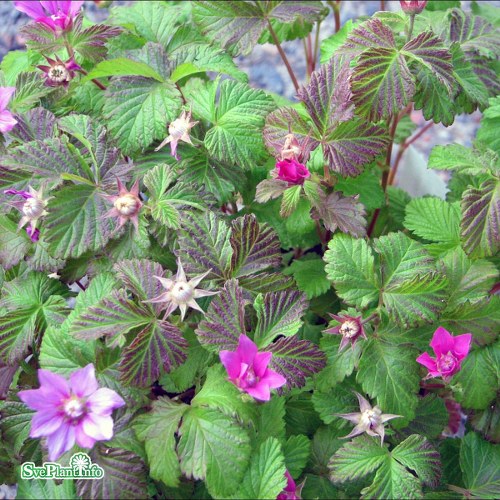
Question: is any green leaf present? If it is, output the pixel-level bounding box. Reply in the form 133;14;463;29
335;167;384;211
191;365;257;424
329;435;387;483
404;198;461;249
320;20;356;64
452;342;499;410
404;395;449;440
283;434;311;479
9;72;54;114
103;72;182;154
428;143;498;175
45;184;115;259
357;339;420;424
109;1;181;46
82;58;165;83
0;401;34;455
283;255;330;299
16;478;76;499
178;406;252;498
237;437;287;499
204;80;275;169
461;178;500;258
253;396;286;448
324;233;379;309
312;385;359;426
254;290;308;347
477;96;500;154
0;215;31;270
280;185;302;217
460;432;500;498
133;397;188;487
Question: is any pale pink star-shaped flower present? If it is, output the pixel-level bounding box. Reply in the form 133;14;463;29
143;258;218;320
154;110;198;160
18;364;125;461
37;55;81;87
337;392;401;445
102;178;143;232
416;326;472;382
323;312;367;352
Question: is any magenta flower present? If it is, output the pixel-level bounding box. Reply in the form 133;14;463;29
416;327;472;381
18;364;125;461
14;1;84;35
277;471;303;500
275;159;310;185
0;87;17;133
37;55;81;87
324;312;367;352
220;334;286;402
399;1;428;15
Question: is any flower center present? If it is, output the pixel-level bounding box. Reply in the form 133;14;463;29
340;320;359;338
437;352;457;372
22;197;45;219
63;396;86;420
48;64;69;82
169;119;188;138
361;407;382;428
170;281;194;303
243;366;259;387
114;194;140;216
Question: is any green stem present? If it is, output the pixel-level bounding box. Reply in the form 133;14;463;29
407;13;416;42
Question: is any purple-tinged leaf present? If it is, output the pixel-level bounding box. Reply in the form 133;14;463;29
266;1;327;24
338;18;395;56
114;259;166;304
196;279;247;352
268;336;326;390
255;179;289;203
230;214;281;278
70;289;150;341
263;107;315;161
71;21;123;62
0;215;31;270
448;9;500;59
238;273;294;294
176;212;233;282
0;138;81;182
468;54;500;97
254;290;308;348
297;56;354;135
312;191;366;237
322;119;389;177
351;47;415;121
461;179;500;258
19;21;63;55
402;31;454;92
76;446;147;499
0;360;17;399
8;108;56;143
120;320;188;387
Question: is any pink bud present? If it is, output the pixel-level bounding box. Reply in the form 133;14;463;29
399;1;428;15
275;159;310;185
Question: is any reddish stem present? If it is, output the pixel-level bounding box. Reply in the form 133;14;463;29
334;1;341;33
380;0;385;11
75;280;86;291
388;121;434;186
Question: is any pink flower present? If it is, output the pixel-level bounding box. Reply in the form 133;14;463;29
18;364;125;461
277;471;303;500
324;312;367;352
102;178;143;232
416;327;472;381
275;159;310;185
220;334;286;402
37;55;81;87
0;87;17;133
14;1;84;35
399;1;428;15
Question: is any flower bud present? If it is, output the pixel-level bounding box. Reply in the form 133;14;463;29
399;1;427;15
275;159;311;185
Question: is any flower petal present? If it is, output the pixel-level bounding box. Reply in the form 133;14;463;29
18;387;61;410
38;369;70;399
430;327;454;357
452;333;472;360
13;1;46;19
262;369;286;390
0;110;18;133
416;352;438;374
236;334;258;365
0;87;16;110
30;411;65;438
245;383;271;402
253;351;272;378
75;424;96;449
219;350;241;380
82;413;114;441
70;364;99;398
45;423;76;461
86;388;125;416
